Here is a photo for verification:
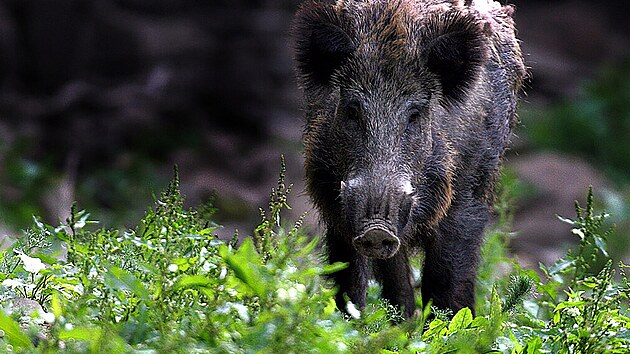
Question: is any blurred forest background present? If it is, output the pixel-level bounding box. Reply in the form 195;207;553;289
0;0;628;268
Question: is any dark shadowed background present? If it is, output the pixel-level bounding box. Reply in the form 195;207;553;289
0;0;628;268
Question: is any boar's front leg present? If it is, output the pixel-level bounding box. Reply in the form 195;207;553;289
421;199;487;316
327;229;369;315
374;251;415;319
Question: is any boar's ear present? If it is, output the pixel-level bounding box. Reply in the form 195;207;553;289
423;13;488;104
292;2;355;89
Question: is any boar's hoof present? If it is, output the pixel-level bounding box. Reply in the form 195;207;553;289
353;227;400;259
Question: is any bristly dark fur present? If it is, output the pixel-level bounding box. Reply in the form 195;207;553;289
291;0;526;319
292;2;357;89
422;12;489;105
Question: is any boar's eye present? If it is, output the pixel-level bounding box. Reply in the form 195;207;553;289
345;101;361;122
406;105;424;128
408;109;421;125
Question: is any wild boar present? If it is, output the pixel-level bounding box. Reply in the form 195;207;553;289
292;0;525;318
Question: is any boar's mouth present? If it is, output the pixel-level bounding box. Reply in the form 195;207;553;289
352;221;400;259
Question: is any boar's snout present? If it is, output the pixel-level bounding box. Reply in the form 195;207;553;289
353;225;400;259
341;176;414;259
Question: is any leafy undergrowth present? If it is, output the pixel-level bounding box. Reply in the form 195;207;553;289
0;163;628;353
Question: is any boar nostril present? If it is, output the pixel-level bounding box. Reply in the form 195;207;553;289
381;239;395;248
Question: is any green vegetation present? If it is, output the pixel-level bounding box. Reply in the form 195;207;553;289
0;162;628;353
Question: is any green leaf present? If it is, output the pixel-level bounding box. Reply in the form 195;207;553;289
422;318;447;341
321;262;348;275
220;239;265;296
172;257;196;272
548;258;576;275
525;335;543;354
104;266;149;299
174;275;215;290
448;307;473;332
197;228;217;236
55;231;70;242
553;309;561;324
299;236;319;255
33;252;58;265
323;297;337;316
554;301;584;312
0;309;33;350
471;316;489;328
51;292;63;318
536;279;561;300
